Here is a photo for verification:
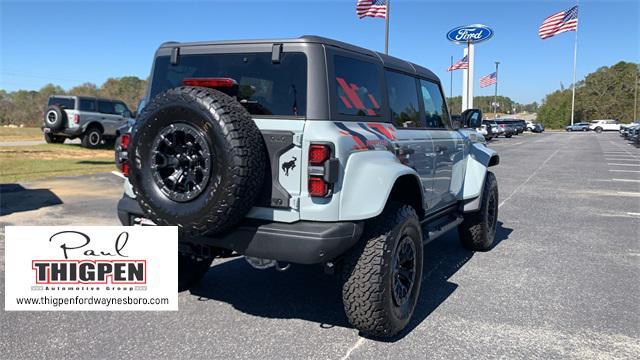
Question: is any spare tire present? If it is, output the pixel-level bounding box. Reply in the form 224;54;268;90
44;105;66;131
128;86;266;235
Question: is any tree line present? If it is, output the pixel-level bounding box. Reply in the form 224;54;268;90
447;96;539;116
0;76;147;127
537;61;639;128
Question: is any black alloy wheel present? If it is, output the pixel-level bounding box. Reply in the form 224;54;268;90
150;123;212;202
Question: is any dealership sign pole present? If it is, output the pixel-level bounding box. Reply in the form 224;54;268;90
447;24;494;112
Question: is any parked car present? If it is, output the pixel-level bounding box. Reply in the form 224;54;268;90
115;36;500;337
620;122;639;139
482;120;499;139
589;119;621;133
565;122;590;131
531;123;544;133
625;123;640;144
42;95;135;148
495;120;515;137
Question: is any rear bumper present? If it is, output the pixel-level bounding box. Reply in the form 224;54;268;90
42;125;83;138
117;195;363;264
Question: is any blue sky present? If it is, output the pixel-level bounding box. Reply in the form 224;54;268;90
1;0;638;104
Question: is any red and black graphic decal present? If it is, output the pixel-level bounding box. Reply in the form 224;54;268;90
334;122;370;150
334;122;397;151
336;77;379;116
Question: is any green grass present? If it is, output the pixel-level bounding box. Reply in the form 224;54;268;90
0;144;115;183
0;127;43;142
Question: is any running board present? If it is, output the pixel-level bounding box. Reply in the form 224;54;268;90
422;213;463;244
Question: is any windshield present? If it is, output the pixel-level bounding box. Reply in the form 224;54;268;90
149;52;307;117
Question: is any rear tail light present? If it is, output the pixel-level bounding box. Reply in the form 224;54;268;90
73;114;80;124
121;162;129;177
116;134;131;177
307;143;337;198
120;133;130;150
308;177;328;197
309;144;331;165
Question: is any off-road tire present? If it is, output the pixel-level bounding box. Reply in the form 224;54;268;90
81;126;103;148
340;202;423;337
44;133;65;144
178;254;213;292
459;171;498;251
128;86;266;235
43;105;66;131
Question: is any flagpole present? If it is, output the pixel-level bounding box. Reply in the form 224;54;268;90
494;61;500;118
466;41;470;110
570;2;579;126
384;0;390;54
450;56;453;100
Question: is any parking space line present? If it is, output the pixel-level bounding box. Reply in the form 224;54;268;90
340;337;366;360
609;169;640;173
498;146;561;208
111;170;126;179
612;178;640;183
605;158;640;162
607;163;640;166
627;212;640;217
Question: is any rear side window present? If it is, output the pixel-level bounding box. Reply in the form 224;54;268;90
97;100;115;114
79;99;96;112
334;55;382;117
48;97;75;109
385;70;420;128
150;52;307;116
419;80;450;129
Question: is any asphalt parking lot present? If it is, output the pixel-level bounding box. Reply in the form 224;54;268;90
1;132;639;359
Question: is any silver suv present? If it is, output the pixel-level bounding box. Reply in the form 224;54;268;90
115;36;500;337
42;95;135;148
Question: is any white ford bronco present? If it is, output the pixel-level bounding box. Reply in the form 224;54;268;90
116;36;500;337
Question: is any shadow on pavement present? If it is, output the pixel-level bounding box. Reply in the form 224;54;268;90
0;184;63;216
190;221;514;340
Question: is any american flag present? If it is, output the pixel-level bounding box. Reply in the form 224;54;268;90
480;72;497;88
539;5;578;39
356;0;387;19
447;55;468;71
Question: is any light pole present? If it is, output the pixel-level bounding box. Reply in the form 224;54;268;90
634;72;638;121
493;61;500;118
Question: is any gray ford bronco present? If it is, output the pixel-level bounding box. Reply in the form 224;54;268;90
116;36;500;337
43;95;135;148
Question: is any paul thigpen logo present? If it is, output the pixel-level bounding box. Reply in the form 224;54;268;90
32;231;147;285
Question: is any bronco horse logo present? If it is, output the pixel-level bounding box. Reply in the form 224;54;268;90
282;157;297;176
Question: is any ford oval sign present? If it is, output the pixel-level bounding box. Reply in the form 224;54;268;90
446;24;494;44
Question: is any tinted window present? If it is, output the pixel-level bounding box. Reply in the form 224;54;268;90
98;100;115;114
79;99;96;112
150;52;307;116
48;97;75;109
419;80;450;128
114;102;128;116
334;55;382;117
385;71;420;128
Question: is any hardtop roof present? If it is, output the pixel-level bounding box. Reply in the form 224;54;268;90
158;35;439;82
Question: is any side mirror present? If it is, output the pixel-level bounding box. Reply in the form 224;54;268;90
131;111;137;119
451;118;462;130
461;108;483;128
